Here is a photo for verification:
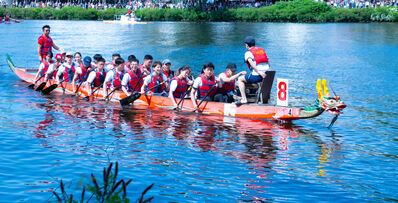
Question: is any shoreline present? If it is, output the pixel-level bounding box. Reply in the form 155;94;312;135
1;0;397;23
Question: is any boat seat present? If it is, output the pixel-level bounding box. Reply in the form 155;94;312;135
233;70;275;103
256;70;275;104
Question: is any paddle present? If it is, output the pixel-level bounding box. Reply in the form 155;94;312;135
192;85;216;112
35;81;47;91
41;78;67;95
28;74;44;89
84;81;105;101
120;80;166;106
174;85;192;110
119;73;145;106
74;73;90;95
104;85;122;101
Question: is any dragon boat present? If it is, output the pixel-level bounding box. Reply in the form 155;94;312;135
0;19;23;23
6;54;346;122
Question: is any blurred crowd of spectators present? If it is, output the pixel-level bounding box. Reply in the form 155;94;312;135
1;0;397;10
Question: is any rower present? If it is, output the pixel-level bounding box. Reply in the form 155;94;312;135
86;57;106;97
33;51;54;85
74;52;83;67
103;57;125;97
72;56;93;93
139;55;153;76
190;62;219;111
141;61;168;96
214;63;246;103
37;25;63;62
162;59;174;81
121;58;143;96
169;65;192;108
56;52;76;84
105;53;120;72
124;55;136;72
237;36;270;104
45;53;63;83
92;54;103;69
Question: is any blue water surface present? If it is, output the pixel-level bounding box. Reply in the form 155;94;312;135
0;20;397;202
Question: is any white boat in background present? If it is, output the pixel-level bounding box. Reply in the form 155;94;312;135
104;14;152;24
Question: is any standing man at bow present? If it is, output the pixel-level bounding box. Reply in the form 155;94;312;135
38;25;63;62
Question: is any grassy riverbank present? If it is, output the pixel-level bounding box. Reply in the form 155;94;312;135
1;0;398;22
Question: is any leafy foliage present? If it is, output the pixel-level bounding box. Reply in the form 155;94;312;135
52;162;154;203
1;2;398;22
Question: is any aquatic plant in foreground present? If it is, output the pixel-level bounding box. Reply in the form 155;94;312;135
52;162;154;203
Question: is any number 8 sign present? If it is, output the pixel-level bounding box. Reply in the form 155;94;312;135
277;78;288;106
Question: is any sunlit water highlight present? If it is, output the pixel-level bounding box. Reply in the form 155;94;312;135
0;21;397;202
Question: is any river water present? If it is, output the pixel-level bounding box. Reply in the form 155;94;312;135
0;21;397;202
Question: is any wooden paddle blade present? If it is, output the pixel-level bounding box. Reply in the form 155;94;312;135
35;82;46;91
28;84;35;89
41;84;58;94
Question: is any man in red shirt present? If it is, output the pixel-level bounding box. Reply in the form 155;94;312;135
38;25;63;62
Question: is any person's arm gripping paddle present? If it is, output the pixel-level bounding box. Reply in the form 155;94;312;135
121;72;132;97
190;77;202;112
119;72;145;106
102;70;113;98
193;85;216;113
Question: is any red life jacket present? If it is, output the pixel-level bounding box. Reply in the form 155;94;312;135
78;64;90;82
40;60;54;76
247;47;268;71
163;69;174;78
197;74;216;99
63;65;75;83
50;64;60;79
139;64;151;73
106;62;116;70
112;70;124;89
217;72;235;94
171;76;188;98
148;74;165;93
127;69;143;92
93;71;106;87
39;35;53;58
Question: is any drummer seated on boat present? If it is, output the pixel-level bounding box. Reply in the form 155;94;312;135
237;36;270;104
139;55;153;76
56;52;76;84
33;51;54;85
103;57;125;96
141;61;169;96
45;53;63;83
105;53;120;72
169;65;192;108
72;56;93;93
122;58;143;97
190;62;220;111
86;57;106;97
214;63;246;103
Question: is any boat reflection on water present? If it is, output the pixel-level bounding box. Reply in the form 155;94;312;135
29;94;343;200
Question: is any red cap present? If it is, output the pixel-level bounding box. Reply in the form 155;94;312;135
55;53;63;60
